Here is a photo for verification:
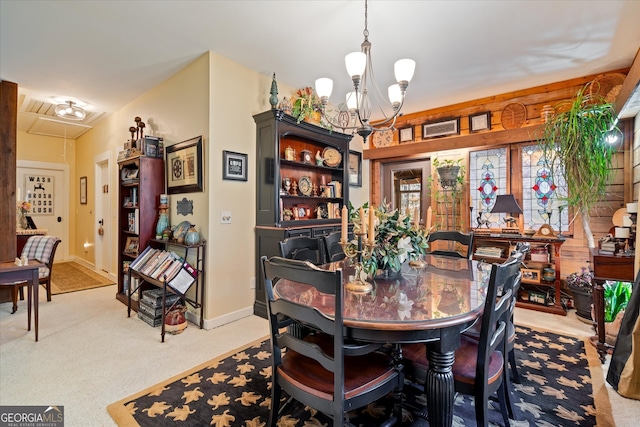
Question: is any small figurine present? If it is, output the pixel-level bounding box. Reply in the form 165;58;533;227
290;180;298;195
315;150;323;165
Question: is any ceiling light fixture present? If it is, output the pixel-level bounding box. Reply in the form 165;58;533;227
54;100;86;121
315;0;415;141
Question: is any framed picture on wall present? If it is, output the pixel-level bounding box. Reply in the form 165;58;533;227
348;150;362;187
166;135;204;194
222;150;248;181
80;176;87;204
399;126;414;143
469;111;492;132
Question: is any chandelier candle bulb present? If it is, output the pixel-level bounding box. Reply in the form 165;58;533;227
414;208;420;228
341;206;348;242
359;207;366;239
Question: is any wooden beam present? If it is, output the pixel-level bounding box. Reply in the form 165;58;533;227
364;125;543;160
615;46;640;116
0;80;17;263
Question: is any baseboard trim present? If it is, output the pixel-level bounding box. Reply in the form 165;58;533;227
186;306;254;331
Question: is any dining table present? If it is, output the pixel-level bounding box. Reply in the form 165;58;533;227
0;260;44;341
273;254;490;427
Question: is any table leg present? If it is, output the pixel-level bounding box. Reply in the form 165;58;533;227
27;275;33;332
425;345;455;427
33;270;39;342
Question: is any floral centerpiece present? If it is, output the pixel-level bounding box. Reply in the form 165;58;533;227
17;200;31;229
349;202;429;277
290;87;322;124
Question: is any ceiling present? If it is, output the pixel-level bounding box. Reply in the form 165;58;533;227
2;0;640;139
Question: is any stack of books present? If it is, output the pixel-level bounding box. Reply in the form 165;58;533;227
599;241;618;255
474;246;504;258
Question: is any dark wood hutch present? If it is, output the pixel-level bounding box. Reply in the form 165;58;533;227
253;109;353;318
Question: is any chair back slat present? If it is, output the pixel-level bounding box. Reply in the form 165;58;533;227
279;236;325;265
323;231;349;263
426;231;474;259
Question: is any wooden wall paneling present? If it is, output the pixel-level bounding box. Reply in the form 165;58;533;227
0;80;18;263
614;47;640;117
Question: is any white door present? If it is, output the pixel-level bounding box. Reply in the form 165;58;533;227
95;152;112;275
17;161;70;261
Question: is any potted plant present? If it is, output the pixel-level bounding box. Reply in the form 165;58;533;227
347;201;429;277
538;81;619;249
433;158;464;187
566;267;594;320
291;87;323;125
431;158;466;230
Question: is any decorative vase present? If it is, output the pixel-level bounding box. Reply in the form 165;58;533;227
156;212;169;239
569;283;592;321
185;225;201;245
304;111;322;125
17;209;27;229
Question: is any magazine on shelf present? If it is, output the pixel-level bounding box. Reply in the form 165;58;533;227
168;261;198;294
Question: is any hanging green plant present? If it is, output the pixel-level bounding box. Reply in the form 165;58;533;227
538;80;619;248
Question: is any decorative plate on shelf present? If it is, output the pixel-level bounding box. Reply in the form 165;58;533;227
322;147;341;167
372;129;393;148
298;176;312;196
501;103;527;129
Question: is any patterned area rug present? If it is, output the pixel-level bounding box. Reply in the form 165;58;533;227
50;261;114;295
107;326;613;426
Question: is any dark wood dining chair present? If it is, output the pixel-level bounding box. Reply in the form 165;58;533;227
402;251;524;427
323;231;354;262
426;230;474;259
279;235;325;265
464;242;530;385
261;256;404;427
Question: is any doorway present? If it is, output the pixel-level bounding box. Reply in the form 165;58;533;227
381;159;431;225
17;161;70;261
94;152;112;276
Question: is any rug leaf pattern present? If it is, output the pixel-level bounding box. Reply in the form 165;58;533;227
116;327;601;426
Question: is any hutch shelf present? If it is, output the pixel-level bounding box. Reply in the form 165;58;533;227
253;109;353;318
472;234;567;315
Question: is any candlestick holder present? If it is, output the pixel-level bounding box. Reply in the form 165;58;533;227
340;231;375;293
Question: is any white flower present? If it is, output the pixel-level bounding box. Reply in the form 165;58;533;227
397;236;414;264
396;292;414;320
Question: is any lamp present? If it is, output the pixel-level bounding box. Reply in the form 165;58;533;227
314;0;415;141
54;100;86;121
490;194;523;234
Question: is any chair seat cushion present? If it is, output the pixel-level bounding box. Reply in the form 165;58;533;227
280;333;397;400
402;335;504;386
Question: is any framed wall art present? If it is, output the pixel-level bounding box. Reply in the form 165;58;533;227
166;135;204;194
80;176;87;204
399;126;414;143
348;150;362;187
469;111;492;132
223;150;248;181
422;118;460;139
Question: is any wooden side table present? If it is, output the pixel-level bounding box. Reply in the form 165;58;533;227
590;249;635;362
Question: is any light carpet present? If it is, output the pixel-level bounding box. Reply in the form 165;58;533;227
107;326;614;426
50;261;114;295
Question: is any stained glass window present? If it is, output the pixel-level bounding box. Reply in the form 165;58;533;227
521;144;568;232
469;147;507;228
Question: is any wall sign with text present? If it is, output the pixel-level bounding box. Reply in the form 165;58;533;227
25;174;55;215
